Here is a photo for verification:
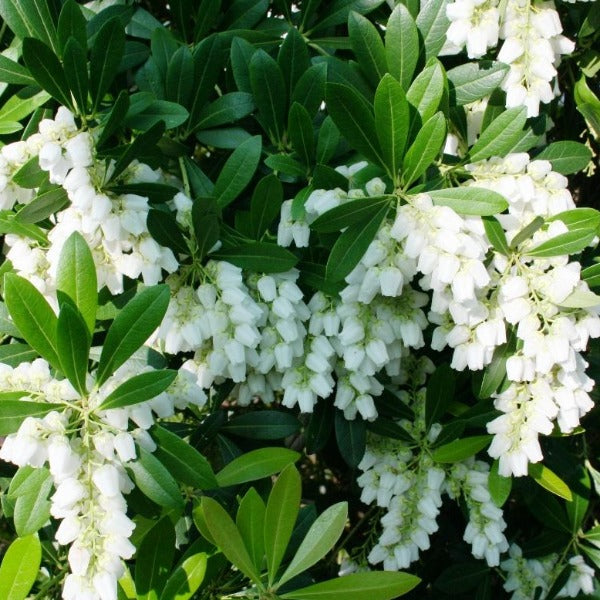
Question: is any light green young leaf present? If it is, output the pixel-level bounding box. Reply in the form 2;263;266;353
278;502;348;587
385;3;419;90
201;496;262;585
216;447;300;487
428;187;508;216
528;463;573;502
281;571;421;600
99;370;177;410
559;288;600;309
96;284;170;386
446;61;509;105
265;464;302;585
469;107;527;162
56;231;98;335
14;473;52;536
57;302;90;395
127;446;184;509
159;553;207;600
236;487;266;571
0;91;50;124
547;208;600;232
0;534;42;600
4;273;60;371
524;229;596;258
136;517;176;600
152;424;218;490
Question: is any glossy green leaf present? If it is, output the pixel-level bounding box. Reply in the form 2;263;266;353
415;0;450;60
326;200;390;282
325;82;384;166
265;464;302;585
265;154;307;177
13;471;52;536
524;229;596;258
489;460;512;507
97;90;129;149
250;49;287;143
375;74;409;179
291;63;327;117
582;263;600;288
281;571;420;599
147;209;189;255
348;11;386;88
288;102;315;166
334;411;366;467
0;535;42;600
310;0;385;33
469;107;528;162
11;156;46;189
406;61;445;123
402;112;446;187
483;216;510;256
0;55;35;86
56;231;98;335
312;196;392;233
192;197;220;261
236;488;266;571
528;463;573;502
214;135;262;208
58;0;87;53
159;553;207;600
547;208;600;232
4;273;60;370
250;174;283;239
428;186;509;215
201;496;262;584
535;141;592;174
63;37;89;114
136;517;176;600
90;17;125;111
425;364;455;429
216;447;300;487
223;410;300;439
128;446;184;509
0;398;64;436
57;303;90;395
99;370;176;410
22;38;73;110
0;0;58;52
96;284;170;385
212;242;298;273
278;502;348;586
447;61;509;105
386;3;419;90
0;344;37;367
431;435;492;463
278;27;310;103
196;92;254;130
316;116;340;164
127;101;189;130
152;425;218;489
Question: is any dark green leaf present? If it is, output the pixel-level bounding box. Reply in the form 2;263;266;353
192;197;220;261
96;285;170;386
312;196;392;233
197;126;252;149
325;82;384;167
288;102;315;166
127;101;189;131
375;74;409;179
136;517;176;600
22;38;73;110
223;0;268;29
291;63;327;117
265;464;301;585
56;231;98;335
426;364;455;429
402;111;446;187
250;174;283;239
196;92;255;130
265;154;307;177
489;460;512;507
214;135;262;208
385;3;419;90
97;90;129;149
250;49;287;144
128;446;184;509
99;370;177;410
334;410;366;467
147;209;189;255
326;200;390;282
434;562;489;593
304;400;334;453
415;0;450;60
183;157;214;197
216;447;300;487
212;242;298;273
90;17;126;111
278;27;310;103
230;36;256;94
431;435;491;462
57;303;90;395
483;216;510;256
310;0;386;33
315;117;340;165
0;56;36;86
4;273;60;371
223;410;300;439
152;425;218;490
58;0;87;53
348;10;387;88
0;0;58;53
62;38;89;115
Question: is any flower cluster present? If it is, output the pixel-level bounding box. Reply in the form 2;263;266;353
0;357;205;600
445;0;575;116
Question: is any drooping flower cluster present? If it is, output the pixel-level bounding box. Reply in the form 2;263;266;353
0;357;206;600
357;358;509;570
445;0;575;116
